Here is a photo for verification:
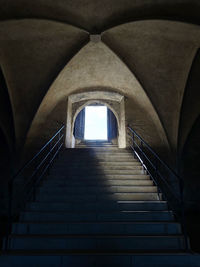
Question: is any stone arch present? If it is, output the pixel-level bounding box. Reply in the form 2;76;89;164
66;91;126;148
72;100;119;144
73;100;120;132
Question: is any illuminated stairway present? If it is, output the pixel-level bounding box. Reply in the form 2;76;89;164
1;146;200;266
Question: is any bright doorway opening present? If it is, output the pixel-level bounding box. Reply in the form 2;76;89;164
84;106;107;140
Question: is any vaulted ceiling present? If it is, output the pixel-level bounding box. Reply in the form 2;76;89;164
0;0;200;164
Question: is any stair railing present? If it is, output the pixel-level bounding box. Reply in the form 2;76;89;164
127;125;189;251
4;125;65;250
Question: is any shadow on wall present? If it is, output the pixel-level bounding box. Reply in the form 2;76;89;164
0;68;15;155
22;99;67;165
181;115;200;211
181;115;200;252
0;128;12;249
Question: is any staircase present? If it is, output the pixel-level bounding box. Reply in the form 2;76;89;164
1;143;200;266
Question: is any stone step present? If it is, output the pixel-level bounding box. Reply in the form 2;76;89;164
63;150;134;154
77;147;119;149
7;235;185;251
63;149;132;154
55;156;138;161
64;151;134;157
76;144;117;147
75;148;118;150
76;142;113;144
58;159;138;164
46;174;150;180
52;165;143;171
77;146;118;148
12;221;181;235
42;179;154;186
60;156;137;161
19;210;172;222
77;150;134;154
66;154;134;158
26;201;168;212
54;162;141;167
35;192;161;202
76;142;114;144
1;253;199;267
64;149;130;153
38;186;158;194
76;141;113;144
51;170;146;176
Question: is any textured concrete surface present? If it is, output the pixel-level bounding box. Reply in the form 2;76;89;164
102;20;200;152
0;19;89;150
0;0;200;31
25;40;168;159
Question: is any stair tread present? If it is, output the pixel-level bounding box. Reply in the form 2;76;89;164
0;251;193;255
21;211;172;214
40;185;155;188
10;234;183;238
13;221;177;224
41;182;154;186
27;200;167;204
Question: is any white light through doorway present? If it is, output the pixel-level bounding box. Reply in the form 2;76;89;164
84;106;107;140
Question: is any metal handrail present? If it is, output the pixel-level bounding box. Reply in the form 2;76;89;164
128;126;180;181
128;127;184;204
127;125;189;251
4;125;65;250
12;126;65;181
129;142;180;203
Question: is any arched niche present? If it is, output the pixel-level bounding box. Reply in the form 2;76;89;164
66;91;126;148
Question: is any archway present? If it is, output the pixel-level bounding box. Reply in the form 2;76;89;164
66;91;126;148
73;103;118;145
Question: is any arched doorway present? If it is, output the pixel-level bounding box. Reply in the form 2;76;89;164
65;91;126;148
73;103;118;145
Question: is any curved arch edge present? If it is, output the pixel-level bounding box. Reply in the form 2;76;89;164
66;91;126;148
